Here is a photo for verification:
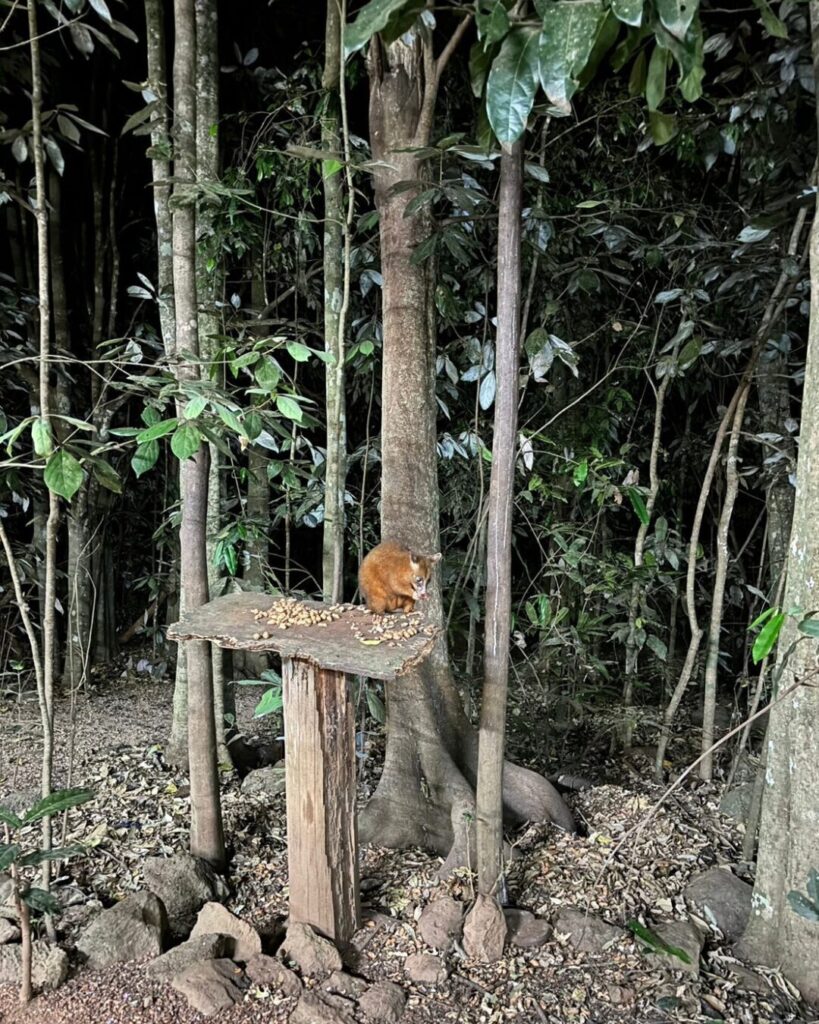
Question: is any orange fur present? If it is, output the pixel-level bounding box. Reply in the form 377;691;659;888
358;541;442;614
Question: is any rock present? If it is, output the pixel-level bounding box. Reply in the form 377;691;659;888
281;922;342;977
59;900;103;932
719;784;754;825
504;908;552;949
245;953;302;997
241;764;286;800
77;891;166;968
0;919;20;944
358;980;406;1023
290;990;356;1024
190;902;262;962
649;920;705;975
0;874;18;920
554;908;625;953
0;940;68;992
728;962;769;995
143;854;228;937
322;970;369;1000
404;952;448;985
463;894;507;962
145;933;229;981
685;868;752;943
417;896;463;951
171;958;244;1016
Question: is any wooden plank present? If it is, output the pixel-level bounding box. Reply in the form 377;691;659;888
283;658;359;943
168;592;438;681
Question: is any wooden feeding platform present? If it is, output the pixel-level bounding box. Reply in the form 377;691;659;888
168;591;438;944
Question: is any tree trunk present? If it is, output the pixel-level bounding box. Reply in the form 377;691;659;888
172;0;225;868
738;18;819;996
321;0;347;603
476;140;522;900
360;27;572;870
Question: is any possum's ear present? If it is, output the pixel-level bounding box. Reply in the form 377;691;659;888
430;552;442;563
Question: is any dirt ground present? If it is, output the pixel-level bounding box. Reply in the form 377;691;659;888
0;660;816;1024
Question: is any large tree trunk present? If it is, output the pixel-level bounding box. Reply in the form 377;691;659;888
359;27;572;870
738;14;819;996
172;0;225;868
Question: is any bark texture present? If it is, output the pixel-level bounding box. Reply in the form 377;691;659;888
360;27;572;869
739;15;819;996
476;140;522;898
172;0;225;868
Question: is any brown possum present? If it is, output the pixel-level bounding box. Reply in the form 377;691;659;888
358;541;442;614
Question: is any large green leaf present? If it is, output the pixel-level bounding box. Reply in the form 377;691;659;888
476;0;510;48
170;423;201;460
22;888;60;914
0;807;23;830
24;788;94;823
136;417;178;443
752;611;785;664
44;450;84;501
656;0;699;40
645;45;668;111
31;417;53;458
537;1;604;114
486;26;540;145
18;844;87;868
344;0;412;58
751;0;787;38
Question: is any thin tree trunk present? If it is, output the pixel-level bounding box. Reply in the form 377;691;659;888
321;0;348;603
173;0;225;868
476;139;523;901
27;0;58;935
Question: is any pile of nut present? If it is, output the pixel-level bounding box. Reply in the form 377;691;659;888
249;598;349;637
351;611;437;646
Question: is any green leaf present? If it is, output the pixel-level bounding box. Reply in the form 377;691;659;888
90;458;122;494
628;920;692;963
0;843;21;872
141;406;160;427
136;418;178;443
645;45;668;111
628;49;647;96
487;27;540;145
344;0;411;58
255;357;281;393
121;101;159;136
751;0;787;37
648;110;678;145
469;40;497;98
24;788;94;823
611;0;643;26
31;418;53;457
253;686;283;718
366;689;386;724
132;440;159;478
215;404;244;436
21;888;60;914
573;458;589;487
243;411;263;441
627;487;650;525
0;807;24;830
183;395;208;419
537;0;605;113
18;844;87;867
44;450;84;501
749;606;778;631
807;869;819;907
656;0;699;40
646;634;668;661
475;0;510;48
797;617;819;638
752;611;785;664
276;395;303;423
380;0;425;43
787;891;819;923
286;341;312;363
170;423;201;460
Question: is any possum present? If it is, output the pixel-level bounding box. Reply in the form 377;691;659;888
358;541;442;614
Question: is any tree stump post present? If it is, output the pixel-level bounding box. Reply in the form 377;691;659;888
282;658;359;942
168;592;437;947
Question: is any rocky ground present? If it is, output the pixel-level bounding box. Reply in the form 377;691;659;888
0;660;815;1024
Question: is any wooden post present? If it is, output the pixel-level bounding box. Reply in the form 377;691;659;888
282;658;359;943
